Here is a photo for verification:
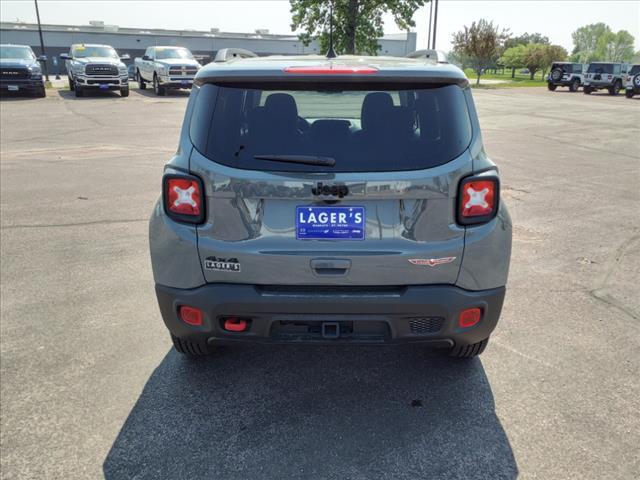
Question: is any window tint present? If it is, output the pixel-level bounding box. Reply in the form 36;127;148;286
629;65;640;75
191;83;472;173
588;64;614;74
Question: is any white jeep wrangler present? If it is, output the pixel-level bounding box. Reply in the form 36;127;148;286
624;64;640;98
547;62;584;92
583;62;628;95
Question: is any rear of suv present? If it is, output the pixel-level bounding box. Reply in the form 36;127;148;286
583;62;628;95
547;62;584;92
149;53;512;358
624;64;640;98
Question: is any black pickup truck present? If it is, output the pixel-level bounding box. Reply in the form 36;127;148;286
0;44;46;97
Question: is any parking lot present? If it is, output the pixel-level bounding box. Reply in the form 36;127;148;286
0;87;639;479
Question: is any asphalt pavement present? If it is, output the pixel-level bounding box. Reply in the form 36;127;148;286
1;86;639;479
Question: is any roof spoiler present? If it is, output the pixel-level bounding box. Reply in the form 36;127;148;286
214;48;258;63
405;49;448;64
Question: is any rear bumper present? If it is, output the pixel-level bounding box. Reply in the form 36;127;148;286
155;283;506;347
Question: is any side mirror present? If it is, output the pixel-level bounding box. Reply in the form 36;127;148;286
120;53;130;60
37;55;47;62
142;55;151;61
59;53;70;60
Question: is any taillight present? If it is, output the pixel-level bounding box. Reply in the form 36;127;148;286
163;174;205;224
457;174;500;225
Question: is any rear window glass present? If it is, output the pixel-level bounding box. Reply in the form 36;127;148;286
190;83;472;173
588;64;614;74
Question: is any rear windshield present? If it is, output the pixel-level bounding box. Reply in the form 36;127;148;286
588;64;614;74
190;83;472;172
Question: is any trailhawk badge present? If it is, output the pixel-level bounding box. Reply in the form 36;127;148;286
408;257;456;267
204;256;240;272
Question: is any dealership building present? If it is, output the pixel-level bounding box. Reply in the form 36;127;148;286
0;21;417;74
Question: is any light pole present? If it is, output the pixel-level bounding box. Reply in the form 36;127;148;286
34;0;49;82
427;0;433;49
432;0;439;49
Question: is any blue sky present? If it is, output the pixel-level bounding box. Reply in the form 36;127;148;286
1;0;639;52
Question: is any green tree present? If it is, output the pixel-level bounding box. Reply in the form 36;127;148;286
521;43;549;80
290;0;428;55
499;44;526;78
452;19;509;85
504;32;549;49
571;22;611;63
598;30;635;62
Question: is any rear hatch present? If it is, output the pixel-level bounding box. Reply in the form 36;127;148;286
189;74;473;286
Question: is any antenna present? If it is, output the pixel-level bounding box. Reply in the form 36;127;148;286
326;1;337;58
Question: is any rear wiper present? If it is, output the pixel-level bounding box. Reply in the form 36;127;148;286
253;154;336;167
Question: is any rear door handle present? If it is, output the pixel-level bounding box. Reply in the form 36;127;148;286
310;258;351;276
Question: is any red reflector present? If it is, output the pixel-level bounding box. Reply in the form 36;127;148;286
179;306;203;326
166;178;202;216
459;308;482;328
461;180;496;217
284;65;378;74
224;317;248;332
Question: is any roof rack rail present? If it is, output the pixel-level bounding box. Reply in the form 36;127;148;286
214;48;258;63
405;49;448;64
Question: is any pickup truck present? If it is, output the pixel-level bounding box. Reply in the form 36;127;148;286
0;44;46;97
60;44;130;97
134;46;201;95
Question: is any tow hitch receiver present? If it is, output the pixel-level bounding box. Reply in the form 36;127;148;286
322;322;340;339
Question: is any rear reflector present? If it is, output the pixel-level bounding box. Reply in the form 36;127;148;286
459;308;482;328
284;65;378;74
223;317;248;332
163;174;205;224
458;175;499;225
179;306;203;326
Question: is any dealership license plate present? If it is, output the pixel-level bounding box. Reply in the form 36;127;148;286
296;206;365;240
181;80;189;86
99;84;109;90
7;85;18;91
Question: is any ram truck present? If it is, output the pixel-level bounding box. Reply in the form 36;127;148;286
134;46;201;95
60;44;130;97
0;44;46;97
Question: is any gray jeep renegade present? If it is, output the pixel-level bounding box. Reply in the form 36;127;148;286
149;52;512;358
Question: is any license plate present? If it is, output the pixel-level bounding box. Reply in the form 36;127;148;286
181;80;189;86
99;84;109;90
296;206;365;240
8;85;19;91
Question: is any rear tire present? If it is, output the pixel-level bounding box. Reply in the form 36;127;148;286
625;89;634;98
583;86;592;94
569;79;580;92
448;338;489;358
171;334;214;356
547;83;557;91
137;70;146;90
609;80;621;95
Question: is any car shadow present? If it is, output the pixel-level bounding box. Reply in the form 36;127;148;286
103;345;517;479
57;89;124;100
134;88;191;98
0;91;43;101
